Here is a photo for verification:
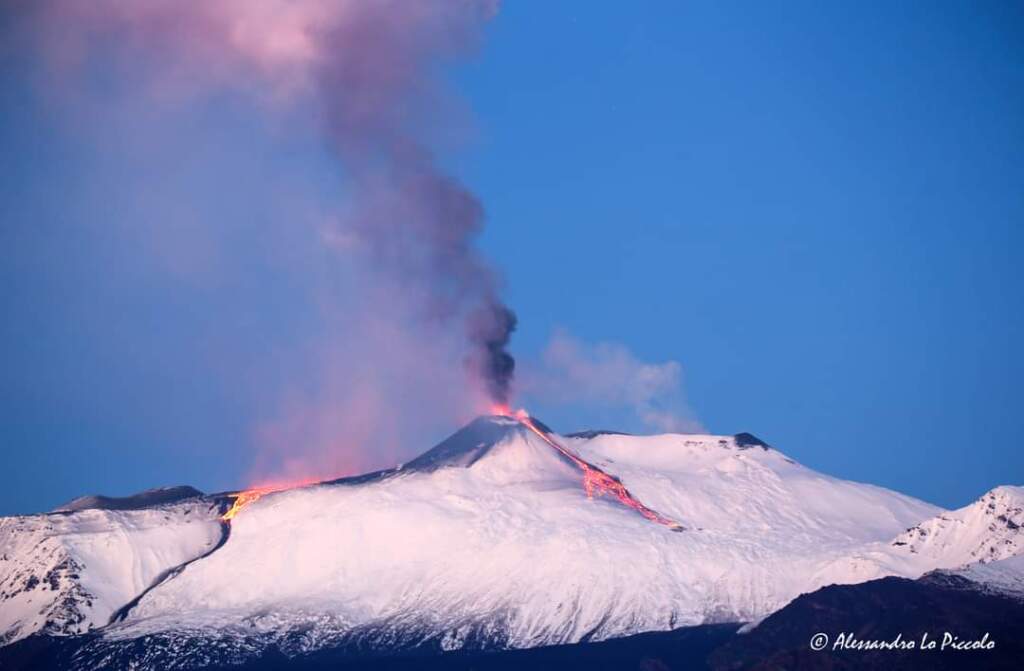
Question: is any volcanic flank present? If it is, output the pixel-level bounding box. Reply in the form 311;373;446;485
509;412;684;529
216;413;683;529
3;416;1022;671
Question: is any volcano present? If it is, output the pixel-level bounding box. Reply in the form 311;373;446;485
1;416;1022;670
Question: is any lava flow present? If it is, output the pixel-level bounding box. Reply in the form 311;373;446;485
495;405;684;531
221;477;321;521
221;488;272;521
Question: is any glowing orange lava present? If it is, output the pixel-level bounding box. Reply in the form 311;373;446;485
490;402;513;416
220;477;322;521
222;488;271;521
221;411;681;530
508;409;683;530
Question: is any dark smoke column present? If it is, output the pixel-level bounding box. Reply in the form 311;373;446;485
468;303;517;405
315;1;516;404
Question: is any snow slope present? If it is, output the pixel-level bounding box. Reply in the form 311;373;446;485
1;415;1018;665
0;498;223;645
108;418;941;650
949;554;1024;600
812;484;1024;587
54;486;205;513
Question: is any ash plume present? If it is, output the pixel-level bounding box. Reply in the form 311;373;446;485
468;303;517;404
312;1;517;404
26;0;517;405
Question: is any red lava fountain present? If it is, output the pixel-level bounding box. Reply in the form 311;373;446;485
495;406;684;530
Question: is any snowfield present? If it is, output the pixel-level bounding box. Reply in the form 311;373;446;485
1;416;1021;662
0;498;222;645
812;484;1024;587
949;553;1024;600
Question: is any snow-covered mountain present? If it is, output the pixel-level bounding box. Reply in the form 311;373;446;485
0;415;1020;669
53;486;206;513
711;555;1024;671
0;496;223;645
812;484;1024;587
943;553;1024;601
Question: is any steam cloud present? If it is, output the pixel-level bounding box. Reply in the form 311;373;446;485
522;329;703;433
29;0;516;405
13;2;704;489
312;0;517;404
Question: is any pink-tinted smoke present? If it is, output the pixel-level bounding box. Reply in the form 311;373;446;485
521;329;704;433
18;0;520;485
39;0;514;401
22;1;517;479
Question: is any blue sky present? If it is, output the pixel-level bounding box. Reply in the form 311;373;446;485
1;2;1022;514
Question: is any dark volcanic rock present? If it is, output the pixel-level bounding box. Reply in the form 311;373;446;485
0;623;742;671
3;572;1022;670
733;433;770;450
566;429;633;439
709;573;1024;670
402;416;527;473
53;486;204;513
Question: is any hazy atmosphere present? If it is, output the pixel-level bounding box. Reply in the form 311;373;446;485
1;1;1021;515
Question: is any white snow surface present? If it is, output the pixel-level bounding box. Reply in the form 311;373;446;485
0;499;222;645
2;419;1020;654
117;422;943;647
949;554;1024;600
812;484;1024;587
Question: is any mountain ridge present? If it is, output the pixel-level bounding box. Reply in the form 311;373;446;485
0;416;1019;670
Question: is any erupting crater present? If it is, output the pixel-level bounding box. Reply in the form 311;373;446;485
219;411;682;531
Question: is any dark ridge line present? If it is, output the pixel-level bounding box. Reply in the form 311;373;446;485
322;468;399;487
53;486;205;514
733;432;770;450
103;460;420;626
565;429;633;439
107;520;231;625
